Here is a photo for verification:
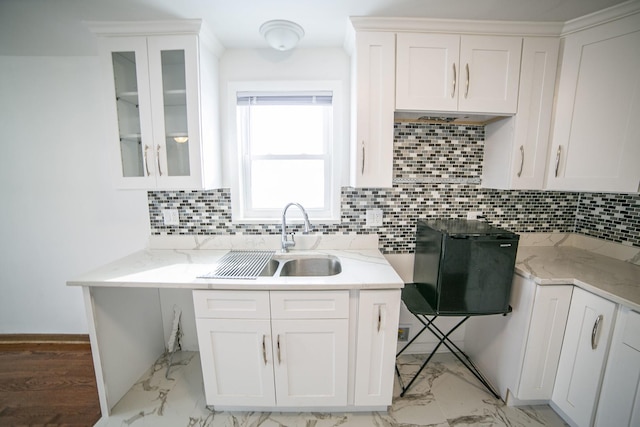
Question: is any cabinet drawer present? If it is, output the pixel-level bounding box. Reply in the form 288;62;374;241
193;290;270;319
270;291;349;319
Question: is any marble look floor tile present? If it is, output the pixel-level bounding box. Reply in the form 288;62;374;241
96;351;568;427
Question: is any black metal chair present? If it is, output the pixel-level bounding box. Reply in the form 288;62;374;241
395;283;509;398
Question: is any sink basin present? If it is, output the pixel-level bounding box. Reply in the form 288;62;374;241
279;256;342;277
258;259;280;277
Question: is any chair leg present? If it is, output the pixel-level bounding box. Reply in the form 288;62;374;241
396;314;501;399
421;315;500;399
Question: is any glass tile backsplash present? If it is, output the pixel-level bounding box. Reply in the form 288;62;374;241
148;122;639;253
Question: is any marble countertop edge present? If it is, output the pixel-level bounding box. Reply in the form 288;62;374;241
515;245;640;312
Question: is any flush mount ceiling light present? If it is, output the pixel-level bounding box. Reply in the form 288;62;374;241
259;20;304;51
173;136;189;144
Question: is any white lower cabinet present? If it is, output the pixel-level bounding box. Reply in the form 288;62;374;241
195;317;276;406
354;289;401;406
271;319;348;407
513;281;573;401
463;274;572;404
595;307;640;427
551;287;617;427
194;288;400;410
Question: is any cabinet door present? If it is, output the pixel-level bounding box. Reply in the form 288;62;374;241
595;307;640;427
271;319;348;407
147;35;204;189
99;36;157;188
483;37;559;190
396;33;460;111
354;289;401;406
517;284;572;400
547;14;640;192
350;31;395;188
458;35;522;114
462;275;572;404
552;287;616;427
196;318;276;407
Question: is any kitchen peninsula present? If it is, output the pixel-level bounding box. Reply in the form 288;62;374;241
69;232;640;426
68;234;404;417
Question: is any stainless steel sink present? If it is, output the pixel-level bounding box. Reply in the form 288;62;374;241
258;255;342;277
258;259;281;277
279;256;342;277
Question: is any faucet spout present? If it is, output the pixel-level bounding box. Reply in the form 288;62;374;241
281;202;312;252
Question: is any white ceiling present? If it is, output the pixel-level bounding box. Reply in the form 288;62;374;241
105;0;630;48
0;0;632;54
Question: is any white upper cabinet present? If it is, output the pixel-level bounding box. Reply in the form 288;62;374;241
90;21;222;190
348;31;396;188
396;33;522;114
482;37;560;189
546;12;640;193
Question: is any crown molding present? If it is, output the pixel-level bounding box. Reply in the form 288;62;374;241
561;0;640;35
349;16;564;37
84;20;203;37
84;19;224;57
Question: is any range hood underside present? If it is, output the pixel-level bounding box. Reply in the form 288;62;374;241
395;111;510;125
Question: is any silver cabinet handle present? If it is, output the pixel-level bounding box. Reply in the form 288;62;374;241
361;140;365;175
465;63;470;98
451;63;457;98
554;146;562;177
591;315;603;350
262;335;267;365
517;145;524;178
277;334;281;365
143;144;151;176
377;306;382;332
156;145;163;176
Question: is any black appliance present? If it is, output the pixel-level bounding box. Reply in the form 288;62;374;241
413;219;519;314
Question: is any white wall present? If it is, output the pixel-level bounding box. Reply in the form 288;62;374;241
0;55;149;333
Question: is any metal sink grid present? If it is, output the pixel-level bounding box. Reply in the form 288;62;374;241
198;250;275;279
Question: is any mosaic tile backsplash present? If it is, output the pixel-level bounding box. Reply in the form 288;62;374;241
148;123;639;253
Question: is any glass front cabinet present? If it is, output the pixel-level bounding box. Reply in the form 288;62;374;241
89;21;222;189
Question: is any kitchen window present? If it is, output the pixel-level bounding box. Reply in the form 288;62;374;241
230;81;342;222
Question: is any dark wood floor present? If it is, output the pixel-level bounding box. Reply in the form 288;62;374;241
0;335;102;426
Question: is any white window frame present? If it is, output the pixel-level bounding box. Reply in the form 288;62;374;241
228;80;342;223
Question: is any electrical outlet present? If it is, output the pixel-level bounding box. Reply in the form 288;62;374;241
398;325;411;342
162;209;180;226
466;211;482;220
366;209;383;227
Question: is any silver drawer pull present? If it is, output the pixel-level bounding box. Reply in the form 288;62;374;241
262;335;267;365
591;314;603;350
451;63;457;98
277;335;282;365
144;144;150;176
555;146;562;177
517;145;524;178
377;306;382;332
361;141;365;175
156;145;163;176
465;63;470;98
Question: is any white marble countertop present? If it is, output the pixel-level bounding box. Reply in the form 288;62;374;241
67;237;404;291
515;245;640;311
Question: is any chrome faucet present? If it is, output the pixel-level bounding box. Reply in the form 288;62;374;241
281;202;312;252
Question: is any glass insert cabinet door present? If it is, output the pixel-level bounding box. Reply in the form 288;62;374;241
104;35;199;189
